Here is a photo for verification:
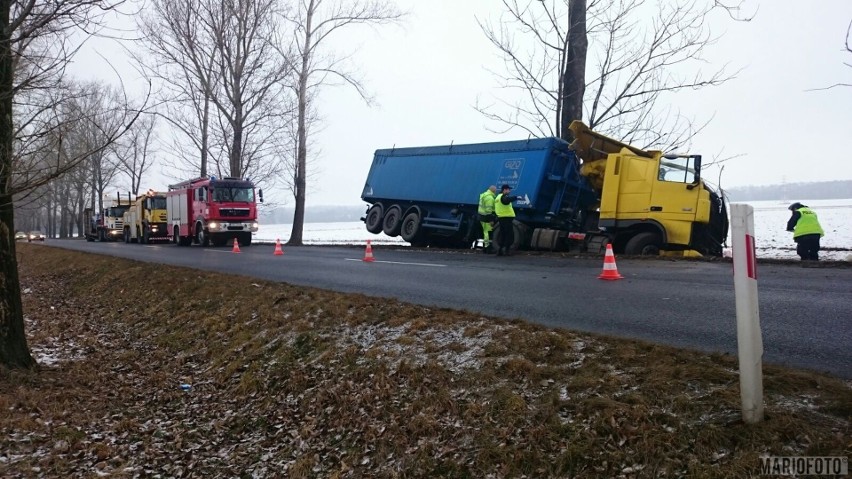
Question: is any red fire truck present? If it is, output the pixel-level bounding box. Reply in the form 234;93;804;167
165;176;262;247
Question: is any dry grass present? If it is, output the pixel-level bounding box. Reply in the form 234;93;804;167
1;244;849;478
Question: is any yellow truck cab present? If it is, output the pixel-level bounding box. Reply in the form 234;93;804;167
569;121;728;256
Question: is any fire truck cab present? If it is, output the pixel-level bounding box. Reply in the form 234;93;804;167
166;176;261;247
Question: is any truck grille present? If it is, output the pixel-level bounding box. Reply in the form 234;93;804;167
220;208;250;217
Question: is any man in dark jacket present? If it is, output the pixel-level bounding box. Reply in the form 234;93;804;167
494;184;520;256
786;202;824;261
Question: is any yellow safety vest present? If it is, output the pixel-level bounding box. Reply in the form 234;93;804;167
494;194;515;218
793;207;824;238
478;190;495;215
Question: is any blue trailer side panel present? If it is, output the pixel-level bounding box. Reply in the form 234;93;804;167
361;137;597;246
362;138;565;208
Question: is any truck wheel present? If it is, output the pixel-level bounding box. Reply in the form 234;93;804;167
382;206;403;237
400;211;422;243
142;229;150;245
98;230;105;242
491;221;524;252
196;223;210;247
624;232;662;256
123;229;130;243
241;234;252;247
365;205;383;234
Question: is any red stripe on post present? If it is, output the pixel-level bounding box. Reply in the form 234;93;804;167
745;234;757;280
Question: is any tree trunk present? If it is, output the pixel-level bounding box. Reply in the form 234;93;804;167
288;2;314;247
229;74;243;177
560;0;587;142
288;68;308;246
0;0;36;369
200;92;209;177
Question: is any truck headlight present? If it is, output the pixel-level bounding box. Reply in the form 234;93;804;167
252;222;258;229
208;222;218;229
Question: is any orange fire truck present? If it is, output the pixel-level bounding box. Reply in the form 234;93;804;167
165;176;262;247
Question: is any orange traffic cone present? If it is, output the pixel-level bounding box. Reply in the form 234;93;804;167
232;237;241;253
273;238;284;256
362;239;375;262
598;244;623;280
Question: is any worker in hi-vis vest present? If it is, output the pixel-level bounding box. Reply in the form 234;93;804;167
494;184;520;256
786;202;825;261
477;185;497;253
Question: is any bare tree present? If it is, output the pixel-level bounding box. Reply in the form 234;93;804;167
284;0;403;246
138;0;294;186
138;0;219;178
115;113;157;195
478;0;751;150
1;1;139;370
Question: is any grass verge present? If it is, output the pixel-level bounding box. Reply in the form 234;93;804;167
2;244;849;478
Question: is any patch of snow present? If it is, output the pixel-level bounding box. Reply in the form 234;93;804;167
31;339;86;366
336;321;496;373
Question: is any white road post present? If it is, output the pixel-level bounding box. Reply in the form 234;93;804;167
731;203;764;424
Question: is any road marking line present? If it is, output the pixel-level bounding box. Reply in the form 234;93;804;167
344;258;446;267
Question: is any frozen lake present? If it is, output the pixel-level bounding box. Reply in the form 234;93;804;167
256;199;852;261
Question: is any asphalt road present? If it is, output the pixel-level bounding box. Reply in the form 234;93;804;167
38;239;851;379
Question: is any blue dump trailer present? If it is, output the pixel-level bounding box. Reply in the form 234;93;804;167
362;121;729;256
360;137;600;250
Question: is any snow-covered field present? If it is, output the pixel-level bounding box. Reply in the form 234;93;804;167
256;199;852;261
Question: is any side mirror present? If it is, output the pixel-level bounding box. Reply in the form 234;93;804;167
258;189;264;203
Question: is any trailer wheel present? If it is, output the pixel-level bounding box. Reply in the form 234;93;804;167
382;206;403;237
365;205;384;234
400;211;422;243
624;232;661;256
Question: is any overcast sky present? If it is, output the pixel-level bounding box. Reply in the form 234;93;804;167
69;0;852;207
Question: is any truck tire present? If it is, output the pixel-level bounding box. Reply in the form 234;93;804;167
491;220;526;252
241;234;252;247
365;205;383;234
123;229;130;243
98;230;105;242
142;229;150;245
382;206;403;237
175;226;191;246
196;223;210;247
624;232;661;256
400;211;422;243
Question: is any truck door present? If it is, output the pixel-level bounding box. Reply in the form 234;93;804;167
650;156;700;219
648;156;701;246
